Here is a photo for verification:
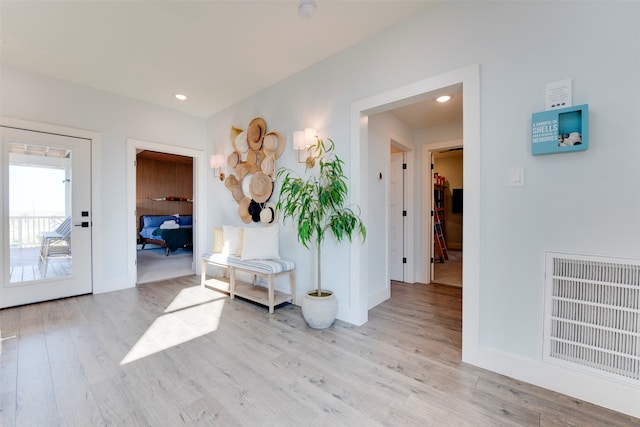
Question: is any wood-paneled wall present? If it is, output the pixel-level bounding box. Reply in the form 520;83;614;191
136;151;193;230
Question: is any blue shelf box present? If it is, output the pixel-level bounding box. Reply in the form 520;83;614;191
532;104;588;155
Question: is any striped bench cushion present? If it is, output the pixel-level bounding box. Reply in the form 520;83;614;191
202;252;295;275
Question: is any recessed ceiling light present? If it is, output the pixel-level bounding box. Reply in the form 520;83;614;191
436;95;451;103
175;93;188;101
299;0;317;18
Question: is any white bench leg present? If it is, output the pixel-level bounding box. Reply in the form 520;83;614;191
229;267;236;300
289;270;296;305
268;275;275;314
201;259;207;287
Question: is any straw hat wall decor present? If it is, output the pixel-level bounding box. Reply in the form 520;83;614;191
222;117;285;223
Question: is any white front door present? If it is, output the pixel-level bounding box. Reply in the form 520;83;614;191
389;151;404;281
1;127;92;308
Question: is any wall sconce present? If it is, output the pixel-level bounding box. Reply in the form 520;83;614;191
293;127;317;165
210;154;225;181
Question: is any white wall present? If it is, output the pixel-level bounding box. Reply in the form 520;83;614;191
368;111;416;297
1;65;208;293
207;1;640;417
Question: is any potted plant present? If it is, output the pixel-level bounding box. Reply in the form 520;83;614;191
276;137;366;328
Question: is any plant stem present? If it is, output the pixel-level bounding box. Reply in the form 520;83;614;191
317;241;322;297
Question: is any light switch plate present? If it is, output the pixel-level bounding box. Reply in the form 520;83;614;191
509;167;525;186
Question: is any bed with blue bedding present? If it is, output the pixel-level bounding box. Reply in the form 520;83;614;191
139;215;193;256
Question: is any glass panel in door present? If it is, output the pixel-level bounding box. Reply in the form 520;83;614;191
9;143;73;282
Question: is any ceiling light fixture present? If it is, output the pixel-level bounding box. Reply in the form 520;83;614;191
298;0;317;18
175;93;188;101
436;95;452;103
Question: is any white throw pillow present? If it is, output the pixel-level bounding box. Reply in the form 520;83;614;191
222;225;240;256
160;220;179;229
212;227;224;253
241;225;280;260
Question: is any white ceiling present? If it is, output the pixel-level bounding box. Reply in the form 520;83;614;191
1;0;445;119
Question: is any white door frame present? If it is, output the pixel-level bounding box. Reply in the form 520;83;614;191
126;138;205;286
0;116;102;294
349;64;481;365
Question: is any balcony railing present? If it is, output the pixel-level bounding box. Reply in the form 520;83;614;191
9;216;65;248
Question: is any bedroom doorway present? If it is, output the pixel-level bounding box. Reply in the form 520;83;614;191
126;138;205;286
135;150;193;284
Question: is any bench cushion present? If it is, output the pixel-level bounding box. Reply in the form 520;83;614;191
202;252;295;275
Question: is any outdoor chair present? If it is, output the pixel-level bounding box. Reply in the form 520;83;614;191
38;216;72;275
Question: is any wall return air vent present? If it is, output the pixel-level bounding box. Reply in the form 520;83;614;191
543;252;640;384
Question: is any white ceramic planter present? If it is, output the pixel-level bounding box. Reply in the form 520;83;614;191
301;290;338;329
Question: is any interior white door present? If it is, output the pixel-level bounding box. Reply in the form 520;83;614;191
389;151;404;281
1;127;92;308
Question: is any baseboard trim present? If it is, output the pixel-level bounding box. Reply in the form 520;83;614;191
466;347;640;419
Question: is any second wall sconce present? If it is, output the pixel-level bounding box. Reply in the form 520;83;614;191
293;127;317;164
210;154;225;181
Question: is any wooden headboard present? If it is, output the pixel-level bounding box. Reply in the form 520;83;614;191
136;150;193;231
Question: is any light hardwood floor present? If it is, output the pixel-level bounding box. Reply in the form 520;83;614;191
1;277;638;426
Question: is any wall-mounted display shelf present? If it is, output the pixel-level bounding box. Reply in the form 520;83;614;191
532;104;588;155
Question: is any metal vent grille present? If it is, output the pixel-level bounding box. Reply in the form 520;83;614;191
543;252;640;383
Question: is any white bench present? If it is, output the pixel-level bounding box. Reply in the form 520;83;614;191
200;252;296;313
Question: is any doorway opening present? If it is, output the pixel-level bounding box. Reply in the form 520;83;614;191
349;64;480;363
126;138;205;288
431;148;463;287
135;150;194;284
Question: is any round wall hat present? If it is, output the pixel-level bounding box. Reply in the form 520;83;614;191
224;175;244;203
261;153;275;179
230;126;243;151
235;163;250;180
247;118;266;151
238;197;252;224
249;171;273;203
224;174;238;190
241;173;254;199
248;200;262;222
235;130;249;153
260;201;277;224
263;131;286;159
227;151;239;169
245;149;262;173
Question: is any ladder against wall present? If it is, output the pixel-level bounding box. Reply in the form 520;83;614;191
434;207;448;263
434;178;448;263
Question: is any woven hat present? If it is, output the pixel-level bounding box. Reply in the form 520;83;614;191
261;153;276;180
238;197;252;224
247;118;266;151
248;200;262;222
230;126;243;151
235;130;249;153
224;175;244;203
245;149;262;173
242;173;254;198
227;151;239;169
249;172;273;203
235;163;250;180
263;131;286;160
260;201;277;224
